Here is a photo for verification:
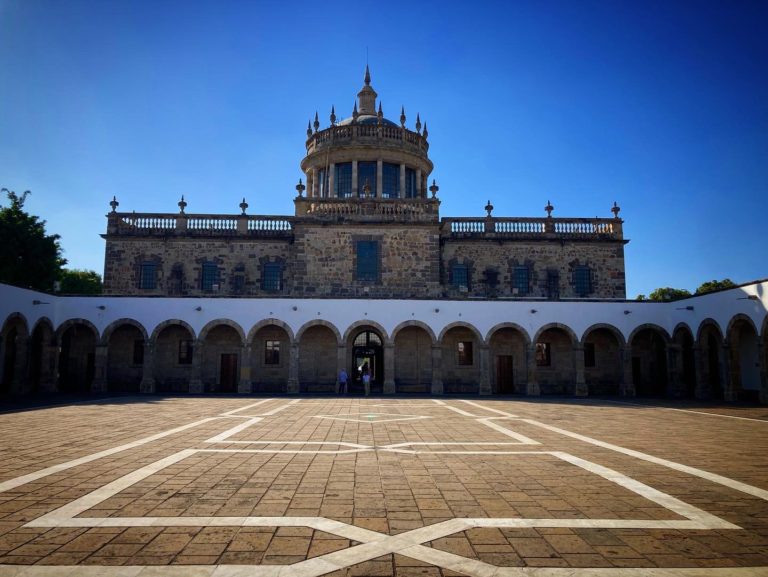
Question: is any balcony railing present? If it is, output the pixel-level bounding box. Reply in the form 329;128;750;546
306;124;429;157
442;217;624;240
107;213;294;238
294;197;440;223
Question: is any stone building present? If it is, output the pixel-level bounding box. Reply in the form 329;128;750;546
1;70;766;403
102;68;627;301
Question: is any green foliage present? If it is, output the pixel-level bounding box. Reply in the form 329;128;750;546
0;188;66;291
648;287;692;301
635;294;646;301
695;278;737;295
59;269;102;295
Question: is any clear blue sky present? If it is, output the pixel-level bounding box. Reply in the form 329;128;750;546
1;0;766;298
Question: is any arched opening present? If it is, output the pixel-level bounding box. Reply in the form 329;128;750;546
534;326;576;395
298;325;337;393
698;322;725;400
251;324;291;394
672;326;696;398
1;315;29;394
728;317;761;402
202;325;242;393
29;320;54;393
488;326;528;394
349;329;384;395
106;324;145;393
630;327;668;397
155;324;195;393
58;323;97;393
583;327;622;396
441;325;481;395
394;325;432;394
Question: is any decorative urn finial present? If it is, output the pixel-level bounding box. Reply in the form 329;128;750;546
611;201;621;218
429;180;439;199
109;196;119;213
364;64;371;86
485;200;494;217
545;200;554;217
178;195;187;214
296;178;306;198
330;105;336;126
313;111;320;133
415;113;422;134
400;106;406;127
239;197;248;215
352;101;359;122
306;120;312;138
423;121;428;139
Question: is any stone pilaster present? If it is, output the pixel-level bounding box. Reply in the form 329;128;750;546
287;343;300;394
238;343;252;394
525;344;540;396
758;338;767;404
376;159;383;199
328;163;335;198
336;344;347;394
352;160;358;196
383;343;395;394
573;344;587;396
431;345;443;395
91;344;108;393
399;164;406;199
189;339;204;394
667;344;683;398
620;345;635;397
139;341;156;393
723;344;736;401
479;345;491;395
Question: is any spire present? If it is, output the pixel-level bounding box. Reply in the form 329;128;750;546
377;102;383;125
415;113;422;134
357;65;377;115
330;105;336;126
423;121;428;139
306;120;312;138
313;111;319;132
400;106;406;127
364;64;371;86
352;101;359;122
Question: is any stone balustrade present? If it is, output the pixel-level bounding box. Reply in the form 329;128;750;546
294;197;440;223
442;216;624;240
106;213;294;238
306;124;429;157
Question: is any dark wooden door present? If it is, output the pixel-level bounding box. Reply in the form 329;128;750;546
496;355;514;394
220;353;238;392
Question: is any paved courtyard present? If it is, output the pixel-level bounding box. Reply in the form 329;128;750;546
1;397;767;576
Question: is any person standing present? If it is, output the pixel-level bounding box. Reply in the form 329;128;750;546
362;369;371;397
337;368;348;395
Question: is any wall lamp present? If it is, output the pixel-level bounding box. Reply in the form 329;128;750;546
737;295;759;301
292;306;298;311
434;308;440;313
623;310;632;315
97;305;106;310
32;300;50;305
675;305;694;311
194;306;202;311
530;309;537;314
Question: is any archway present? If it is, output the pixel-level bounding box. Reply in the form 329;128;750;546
440;323;482;395
201;324;243;393
155;323;195;393
29;319;55;393
697;321;725;400
298;324;338;393
251;323;291;394
1;314;29;394
629;326;669;397
672;325;696;398
727;316;761;402
348;328;385;395
487;324;529;395
534;325;577;395
57;322;97;393
105;322;146;393
582;325;623;396
393;324;433;394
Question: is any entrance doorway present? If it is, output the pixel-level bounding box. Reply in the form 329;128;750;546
351;330;383;394
220;353;238;392
496;355;514;394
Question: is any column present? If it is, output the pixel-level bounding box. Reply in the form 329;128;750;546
91;344;108;393
723;344;735;401
431;345;444;395
238;343;252;394
573;344;587;396
140;340;156;393
415;168;422;198
12;336;30;394
376;159;383;199
620;345;635;396
383;343;395;394
189;339;204;394
287;343;300;394
399;164;406;199
352;160;359;196
667;344;683;397
525;344;540;396
336;344;347;394
328;163;335;198
479;345;491;395
39;338;58;393
310;168;317;198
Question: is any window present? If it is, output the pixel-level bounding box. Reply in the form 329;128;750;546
547;270;560;300
132;340;144;365
317;167;329;197
232;265;245;294
358;161;377;197
265;340;280;365
356;240;379;282
513;266;530;296
262;262;282;292
584;342;596;368
335;162;352;198
405;168;417;198
573;266;593;297
452;264;469;290
457;341;474;365
382;163;400;198
535;343;551;367
139;262;156;290
201;263;219;291
178;340;193;364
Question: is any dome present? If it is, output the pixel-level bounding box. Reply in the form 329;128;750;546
337;114;398;127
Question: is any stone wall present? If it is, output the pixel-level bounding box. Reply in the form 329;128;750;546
441;239;626;299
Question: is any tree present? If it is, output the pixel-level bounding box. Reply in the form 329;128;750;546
695;278;737;295
648;287;692;301
0;188;66;291
59;269;102;295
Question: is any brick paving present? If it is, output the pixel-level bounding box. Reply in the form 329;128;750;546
0;396;767;576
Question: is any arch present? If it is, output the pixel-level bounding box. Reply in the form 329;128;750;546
696;318;724;344
580;323;626;347
487;323;530;394
101;318;149;345
30;316;54;336
533;323;578;395
725;314;758;345
762;314;768;340
438;321;483;343
247;319;295;344
391;320;437;344
1;312;29;335
486;322;532;346
150;319;197;342
672;324;696;399
55;318;99;343
29;318;55;393
533;322;578;346
628;323;671;346
57;320;98;393
726;313;761;401
1;312;30;394
342;320;390;345
296;320;342;345
199;319;246;344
